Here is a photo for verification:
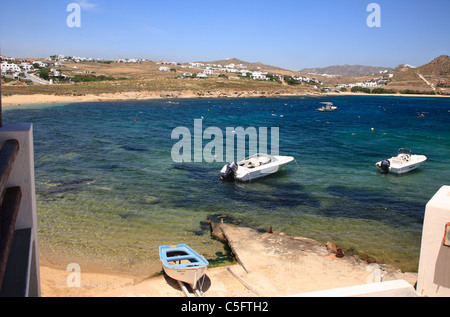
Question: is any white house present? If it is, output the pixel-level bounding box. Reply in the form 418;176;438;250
0;55;15;62
1;62;21;73
34;61;48;68
20;62;33;72
251;71;268;80
365;82;378;88
159;66;170;72
50;69;60;77
190;62;204;68
1;62;8;73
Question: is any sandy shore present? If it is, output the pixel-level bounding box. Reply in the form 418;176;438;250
2;91;164;106
2;90;305;106
3;90;447;107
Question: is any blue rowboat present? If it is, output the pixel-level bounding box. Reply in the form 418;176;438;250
159;244;209;288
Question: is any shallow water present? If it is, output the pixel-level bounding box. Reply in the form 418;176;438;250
4;95;450;273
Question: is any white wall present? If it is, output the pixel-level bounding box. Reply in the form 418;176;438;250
417;185;450;297
0;123;41;296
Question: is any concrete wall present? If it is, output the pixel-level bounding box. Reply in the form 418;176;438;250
417;185;450;297
0;123;40;296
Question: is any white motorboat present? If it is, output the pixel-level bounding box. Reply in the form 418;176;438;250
220;153;295;182
376;148;427;174
159;244;209;289
317;102;337;112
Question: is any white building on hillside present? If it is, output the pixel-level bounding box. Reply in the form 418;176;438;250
20;62;33;72
190;62;204;68
251;71;268;80
34;61;48;68
1;62;21;73
204;68;215;75
0;55;15;62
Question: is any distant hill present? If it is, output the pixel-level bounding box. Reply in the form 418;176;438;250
388;55;450;91
391;55;450;81
300;64;391;77
415;55;450;79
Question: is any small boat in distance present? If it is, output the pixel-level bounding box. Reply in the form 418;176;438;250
317;102;337;112
376;148;427;174
220;153;295;182
159;244;209;290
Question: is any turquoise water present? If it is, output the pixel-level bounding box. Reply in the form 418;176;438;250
4;95;450;273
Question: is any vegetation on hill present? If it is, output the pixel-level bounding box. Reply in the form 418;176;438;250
71;74;127;82
300;64;391;77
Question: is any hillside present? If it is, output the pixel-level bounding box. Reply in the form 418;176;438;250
194;57;297;76
2;54;449;99
300;64;391;77
388;55;450;92
416;55;450;79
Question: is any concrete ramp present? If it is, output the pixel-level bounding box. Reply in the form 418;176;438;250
212;222;418;296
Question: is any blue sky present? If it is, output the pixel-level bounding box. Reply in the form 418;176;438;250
1;0;449;70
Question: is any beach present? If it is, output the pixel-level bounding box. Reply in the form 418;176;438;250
3;90;448;107
2;90;318;106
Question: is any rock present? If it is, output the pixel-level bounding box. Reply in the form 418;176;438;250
143;195;160;204
326;242;345;258
210;221;227;242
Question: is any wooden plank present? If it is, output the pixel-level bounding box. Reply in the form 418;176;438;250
0;186;22;290
0;140;20;205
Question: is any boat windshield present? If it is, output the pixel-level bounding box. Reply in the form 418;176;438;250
239;154;274;167
398;148;411;156
249;154;274;161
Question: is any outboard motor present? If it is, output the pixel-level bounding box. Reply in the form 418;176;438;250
380;159;390;174
220;162;238;181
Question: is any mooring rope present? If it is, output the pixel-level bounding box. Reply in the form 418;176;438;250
294;158;301;170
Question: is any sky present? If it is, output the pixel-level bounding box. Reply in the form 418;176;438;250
1;0;449;70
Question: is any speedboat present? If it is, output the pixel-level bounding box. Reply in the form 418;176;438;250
220;153;295;182
376;148;427;174
159;244;209;289
317;102;337;112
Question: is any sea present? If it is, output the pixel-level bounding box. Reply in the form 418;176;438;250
4;95;450;274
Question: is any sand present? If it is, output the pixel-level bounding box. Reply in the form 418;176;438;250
2;92;163;106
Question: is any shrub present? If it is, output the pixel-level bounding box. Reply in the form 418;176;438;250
371;88;397;94
400;89;436;95
71;74;117;82
351;86;371;93
39;69;50;80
